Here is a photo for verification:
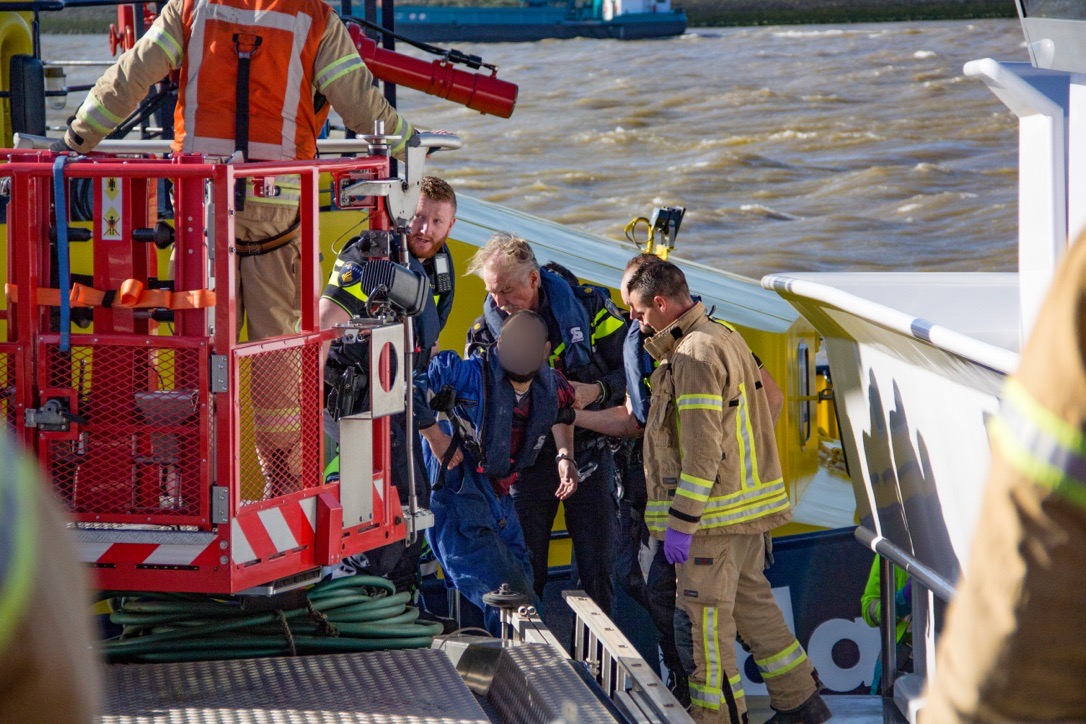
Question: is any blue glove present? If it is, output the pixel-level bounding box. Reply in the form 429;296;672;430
664;528;694;565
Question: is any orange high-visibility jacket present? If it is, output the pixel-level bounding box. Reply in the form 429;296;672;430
69;0;411;159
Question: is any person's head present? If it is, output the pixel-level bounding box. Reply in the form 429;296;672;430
620;253;664;310
624;260;694;334
408;176;457;260
467;232;541;313
496;309;551;383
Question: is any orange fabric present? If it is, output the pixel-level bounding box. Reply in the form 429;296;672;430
5;281;215;310
172;0;332;161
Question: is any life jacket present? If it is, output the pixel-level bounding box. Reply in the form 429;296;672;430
482;267;595;376
173;0;333;161
470;351;558;481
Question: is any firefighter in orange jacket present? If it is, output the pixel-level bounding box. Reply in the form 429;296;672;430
62;0;415;344
627;260;829;724
924;231;1086;720
61;0;417;491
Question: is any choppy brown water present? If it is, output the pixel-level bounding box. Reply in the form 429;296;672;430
46;19;1026;277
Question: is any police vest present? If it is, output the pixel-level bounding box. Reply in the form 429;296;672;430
173;0;333;161
469;352;558;480
482;268;598;379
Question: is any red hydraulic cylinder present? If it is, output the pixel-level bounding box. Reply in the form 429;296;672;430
348;25;518;119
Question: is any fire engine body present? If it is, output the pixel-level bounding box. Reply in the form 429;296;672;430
3;146;435;595
0;0;519;597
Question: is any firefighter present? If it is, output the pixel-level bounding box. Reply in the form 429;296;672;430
60;0;416;344
577;254;787;708
0;435;101;723
415;310;579;635
923;232;1086;721
464;233;628;616
628;260;828;724
58;0;420;497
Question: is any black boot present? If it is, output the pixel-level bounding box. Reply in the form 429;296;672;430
766;692;832;724
666;669;691;709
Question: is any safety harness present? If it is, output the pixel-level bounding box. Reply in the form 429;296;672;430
232;32;262;212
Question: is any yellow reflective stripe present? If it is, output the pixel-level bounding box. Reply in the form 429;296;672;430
756;639;808;679
591;307;625;340
712;317;737;332
700;491;790;529
704;479;785;508
729;674;744;700
316;53;366;92
78;94;124;134
735;382;762;488
677;472;714;502
690;683;721;710
704;607;721;694
0;453;38;654
145;25;183;65
990;379;1086;508
389;116;413;156
1005;378;1086;456
678;393;724;411
549;340;566;367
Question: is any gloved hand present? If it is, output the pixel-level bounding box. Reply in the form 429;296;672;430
664;527;693;565
895;579;913;618
49;137;74;153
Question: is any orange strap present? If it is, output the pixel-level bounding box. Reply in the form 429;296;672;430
5;280;215;310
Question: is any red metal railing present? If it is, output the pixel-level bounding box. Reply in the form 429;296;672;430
3;151;405;593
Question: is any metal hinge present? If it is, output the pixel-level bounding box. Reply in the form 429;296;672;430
210;354;228;393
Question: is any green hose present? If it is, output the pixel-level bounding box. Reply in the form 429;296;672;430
103;575;443;664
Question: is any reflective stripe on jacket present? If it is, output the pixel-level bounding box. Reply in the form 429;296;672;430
643;302;790;537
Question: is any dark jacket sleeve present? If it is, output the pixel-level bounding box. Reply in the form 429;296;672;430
586;292;629;407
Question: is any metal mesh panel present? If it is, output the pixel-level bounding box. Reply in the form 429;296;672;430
236;341;322;506
43;342;208;525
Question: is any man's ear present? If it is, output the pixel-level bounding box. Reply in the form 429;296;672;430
654;294;668;312
447;217;456;234
543;340;552;359
529;269;541;290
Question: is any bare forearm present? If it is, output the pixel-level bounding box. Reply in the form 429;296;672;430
551;422;574;456
575;403;642;438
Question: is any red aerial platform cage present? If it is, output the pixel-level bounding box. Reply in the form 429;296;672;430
1;149;409;594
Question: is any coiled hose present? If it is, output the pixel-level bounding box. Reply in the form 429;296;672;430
103;575;444;663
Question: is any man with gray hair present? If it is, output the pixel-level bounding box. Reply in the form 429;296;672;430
450;232;627;616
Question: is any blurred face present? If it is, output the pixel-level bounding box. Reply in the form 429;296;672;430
482;262;540;313
497;316;550;382
408;195;456;260
628;289;671;335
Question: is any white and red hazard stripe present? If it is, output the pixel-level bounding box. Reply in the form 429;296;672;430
230;496;317;565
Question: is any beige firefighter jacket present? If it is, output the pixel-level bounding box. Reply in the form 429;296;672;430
642;302;791;538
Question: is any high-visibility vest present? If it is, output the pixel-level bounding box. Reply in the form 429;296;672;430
173;0;333;161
